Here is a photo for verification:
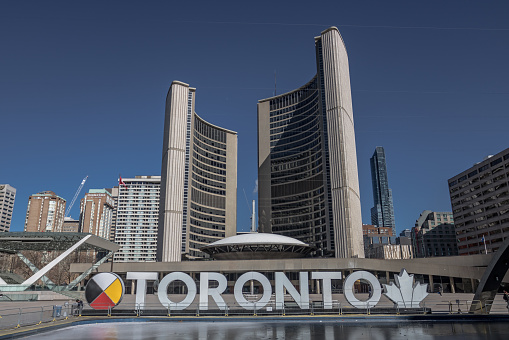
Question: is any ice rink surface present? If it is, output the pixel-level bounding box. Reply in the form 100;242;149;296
19;321;509;340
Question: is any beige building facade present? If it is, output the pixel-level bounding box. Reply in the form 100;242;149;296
24;191;66;232
158;81;237;262
449;148;509;255
258;27;363;258
79;189;115;239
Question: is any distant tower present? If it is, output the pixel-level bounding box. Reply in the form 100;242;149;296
257;27;364;258
370;146;396;235
0;184;16;232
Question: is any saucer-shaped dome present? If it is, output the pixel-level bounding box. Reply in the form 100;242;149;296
200;233;314;260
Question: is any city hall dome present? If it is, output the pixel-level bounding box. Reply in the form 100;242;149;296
200;233;314;260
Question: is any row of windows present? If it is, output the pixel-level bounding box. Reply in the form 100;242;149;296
271;151;322;175
192;165;226;183
190;209;225;224
451;175;507;200
190;202;225;217
189;234;222;245
271;164;323;185
273;209;326;225
455;209;509;229
194;117;227;143
271;135;322;158
193;153;226;169
271;173;324;199
191;172;226;189
270;120;322;150
271;142;322;165
269;77;318;112
450;156;509;187
193;135;227;156
193;156;226;174
272;187;325;207
270;104;319;133
453;185;508;209
191;188;225;209
269;100;319;130
270;114;321;144
193;143;226;163
192;180;226;196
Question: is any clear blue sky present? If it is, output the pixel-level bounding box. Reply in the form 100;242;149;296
1;1;508;234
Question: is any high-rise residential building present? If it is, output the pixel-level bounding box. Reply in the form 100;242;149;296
114;176;160;262
448;148;509;255
24;191;66;232
411;210;458;258
79;189;115;239
257;27;364;258
62;217;79;232
158;81;238;262
370;146;396;236
0;184;16;232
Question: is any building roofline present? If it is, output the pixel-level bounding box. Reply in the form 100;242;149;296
258;75;318;103
448;147;509;183
194;112;237;135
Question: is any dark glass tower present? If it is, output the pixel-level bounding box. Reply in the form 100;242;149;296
370;146;396;235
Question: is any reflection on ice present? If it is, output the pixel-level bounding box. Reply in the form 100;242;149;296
21;321;509;340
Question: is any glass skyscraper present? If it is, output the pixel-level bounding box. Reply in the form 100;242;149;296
257;27;364;258
370;146;396;235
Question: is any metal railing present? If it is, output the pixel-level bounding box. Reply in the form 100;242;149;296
2;298;508;331
78;300;433;317
0;303;80;330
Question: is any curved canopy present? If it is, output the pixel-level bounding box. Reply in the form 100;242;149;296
207;233;308;247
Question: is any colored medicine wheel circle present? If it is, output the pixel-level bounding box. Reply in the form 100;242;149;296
85;273;124;310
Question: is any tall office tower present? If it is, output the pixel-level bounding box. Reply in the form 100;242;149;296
448;148;509;255
411;210;457;257
79;189;115;239
257;27;364;258
370;146;396;235
0;184;16;232
158;81;238;262
114;176;160;262
24;191;66;232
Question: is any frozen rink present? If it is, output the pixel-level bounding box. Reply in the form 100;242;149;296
20;321;509;340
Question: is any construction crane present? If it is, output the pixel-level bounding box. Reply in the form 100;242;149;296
65;175;88;218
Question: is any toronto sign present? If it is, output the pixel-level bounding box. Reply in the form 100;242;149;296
86;269;428;310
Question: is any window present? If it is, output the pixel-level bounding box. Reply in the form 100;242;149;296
490;158;502;167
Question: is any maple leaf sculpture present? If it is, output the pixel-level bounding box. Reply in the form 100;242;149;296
383;269;428;308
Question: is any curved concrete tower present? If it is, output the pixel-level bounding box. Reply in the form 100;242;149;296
258;27;364;258
158;81;237;262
